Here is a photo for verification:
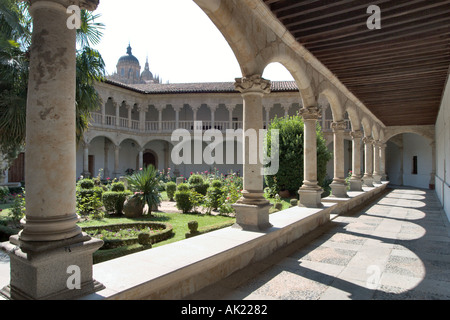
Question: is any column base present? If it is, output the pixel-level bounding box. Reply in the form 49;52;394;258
349;178;364;191
0;233;104;300
373;174;382;184
232;200;272;232
298;187;323;208
363;175;374;187
330;180;348;198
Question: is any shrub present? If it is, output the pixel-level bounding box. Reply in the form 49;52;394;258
205;186;223;211
111;182;125;192
188;174;204;185
0;186;9;203
177;183;189;192
165;181;177;201
264;115;332;195
174;191;193;213
76;186;103;217
191;182;209;196
78;178;94;189
9;190;25;222
210;179;223;189
103;191;131;215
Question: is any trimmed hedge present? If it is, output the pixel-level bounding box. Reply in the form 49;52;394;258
82;222;173;250
103;190;132;214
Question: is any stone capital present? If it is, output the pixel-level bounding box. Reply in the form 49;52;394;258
350;130;364;140
299;106;321;120
363;136;374;145
235;75;271;95
137;105;149;113
331;120;347;132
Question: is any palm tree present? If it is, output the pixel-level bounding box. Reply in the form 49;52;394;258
0;0;106;162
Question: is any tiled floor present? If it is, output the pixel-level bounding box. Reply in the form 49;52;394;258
186;187;450;300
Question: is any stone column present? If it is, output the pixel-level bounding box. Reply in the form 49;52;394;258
82;141;90;178
372;141;382;184
115;101;120;127
264;105;272;129
349;130;364;191
139;148;144;170
138;105;148;132
157;106;163;132
330;120;348;198
113;144;121;177
0;0;103;300
174;105;180;129
362;136;374;187
226;104;235;129
101;98;106;125
103;139;110;179
298;105;323;208
232;75;272;231
379;142;387;181
210;105;217;129
126;103;133;129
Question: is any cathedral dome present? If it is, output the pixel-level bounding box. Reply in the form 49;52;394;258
141;57;154;82
118;44;140;65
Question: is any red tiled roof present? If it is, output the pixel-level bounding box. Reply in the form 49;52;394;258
103;79;299;94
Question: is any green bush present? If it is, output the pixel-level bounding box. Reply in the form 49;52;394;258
78;178;94;189
103;191;131;214
264;115;332;195
210;179;223;189
165;181;177;201
177;183;189;192
206;186;223;211
188;174;204;185
191;182;209;196
76;186;103;217
111;182;125;192
174;191;193;213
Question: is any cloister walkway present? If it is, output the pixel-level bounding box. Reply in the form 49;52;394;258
1;186;449;300
186;187;450;300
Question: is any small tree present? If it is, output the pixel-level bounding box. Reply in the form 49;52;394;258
264;115;332;196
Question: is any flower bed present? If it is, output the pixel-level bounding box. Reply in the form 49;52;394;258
82;222;173;250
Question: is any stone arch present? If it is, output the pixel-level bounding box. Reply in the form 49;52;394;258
344;101;362;132
316;81;345;122
361;116;373;137
384;125;435;143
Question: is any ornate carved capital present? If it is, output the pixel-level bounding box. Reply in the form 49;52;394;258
234;75;271;95
299;106;321;120
331;120;347;132
137;105;149;113
362;136;374;145
350;130;364;140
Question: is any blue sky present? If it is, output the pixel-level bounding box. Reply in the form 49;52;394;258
93;0;294;83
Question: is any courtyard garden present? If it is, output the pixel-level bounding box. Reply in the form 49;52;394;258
0;167;293;264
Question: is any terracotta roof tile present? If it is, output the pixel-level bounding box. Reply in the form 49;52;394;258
104;79;298;94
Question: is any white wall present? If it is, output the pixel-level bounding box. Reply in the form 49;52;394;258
386;133;433;190
436;74;450;221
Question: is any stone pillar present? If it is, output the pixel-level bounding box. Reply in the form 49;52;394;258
113;144;120;177
372;141;382;184
362;136;374;187
103;139;110;179
227;104;235;129
379;142;387;181
139;148;144;170
115;101;120;127
126;103;133;129
82;141;90;178
232;75;272;231
174;105;180;129
264;105;272;129
157;107;163;132
210;105;217;129
330;120;348;198
101;98;106;125
349;130;364;191
298;105;323;208
138;105;148;132
0;0;103;300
